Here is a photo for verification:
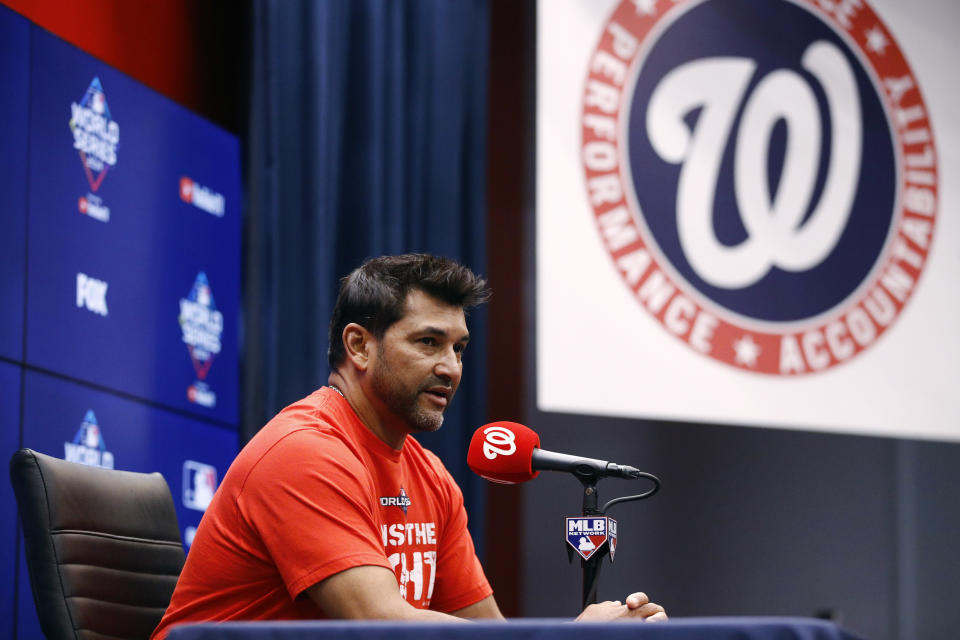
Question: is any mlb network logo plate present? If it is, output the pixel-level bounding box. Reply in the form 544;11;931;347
566;516;616;561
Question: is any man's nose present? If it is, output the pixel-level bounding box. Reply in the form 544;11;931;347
434;346;461;380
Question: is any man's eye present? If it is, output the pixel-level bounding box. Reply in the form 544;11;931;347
453;343;466;354
420;337;436;346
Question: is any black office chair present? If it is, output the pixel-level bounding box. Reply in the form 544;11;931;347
10;448;186;640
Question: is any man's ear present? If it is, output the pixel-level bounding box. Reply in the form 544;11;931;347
342;323;373;371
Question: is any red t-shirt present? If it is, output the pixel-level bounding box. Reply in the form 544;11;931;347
151;388;492;639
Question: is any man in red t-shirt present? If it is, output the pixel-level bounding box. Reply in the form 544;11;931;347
152;254;665;638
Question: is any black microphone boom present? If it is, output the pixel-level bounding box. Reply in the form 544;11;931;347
530;448;642;481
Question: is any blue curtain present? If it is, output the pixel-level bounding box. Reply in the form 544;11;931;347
244;0;490;553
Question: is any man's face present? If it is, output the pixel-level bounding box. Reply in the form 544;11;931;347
370;289;470;433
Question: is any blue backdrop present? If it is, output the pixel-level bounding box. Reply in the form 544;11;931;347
244;0;491;553
1;6;244;637
26;27;242;425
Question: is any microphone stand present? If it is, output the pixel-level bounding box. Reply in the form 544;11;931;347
579;478;605;608
565;466;660;611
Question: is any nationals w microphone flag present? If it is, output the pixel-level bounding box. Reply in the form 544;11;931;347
537;0;960;441
467;422;540;484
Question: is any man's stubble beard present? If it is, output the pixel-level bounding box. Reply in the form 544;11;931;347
370;344;449;433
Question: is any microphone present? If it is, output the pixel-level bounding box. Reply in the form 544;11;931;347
467;422;540;484
467;421;644;485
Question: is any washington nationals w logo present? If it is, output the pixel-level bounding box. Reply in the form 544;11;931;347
581;0;937;375
648;40;860;289
481;425;517;460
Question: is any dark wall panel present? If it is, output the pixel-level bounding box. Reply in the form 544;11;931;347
897;440;960;640
0;362;22;637
0;7;28;362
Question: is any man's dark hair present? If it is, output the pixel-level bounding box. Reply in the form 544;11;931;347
328;254;491;368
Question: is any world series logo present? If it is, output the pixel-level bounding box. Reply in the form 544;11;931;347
581;0;937;375
70;77;119;223
64;409;115;469
179;272;224;408
69;76;119;192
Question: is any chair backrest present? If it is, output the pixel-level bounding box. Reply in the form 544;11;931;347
10;448;186;640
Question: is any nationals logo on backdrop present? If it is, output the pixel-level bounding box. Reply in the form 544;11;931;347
581;0;937;375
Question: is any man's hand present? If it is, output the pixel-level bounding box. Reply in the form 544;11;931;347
574;592;667;622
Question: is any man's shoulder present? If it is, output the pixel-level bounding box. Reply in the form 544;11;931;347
403;438;458;488
259;388;360;444
235;390;369;483
403;435;437;464
270;387;342;424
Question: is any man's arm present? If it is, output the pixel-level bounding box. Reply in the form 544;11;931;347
306;565;468;622
449;595;505;620
307;565;663;623
451;592;665;622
